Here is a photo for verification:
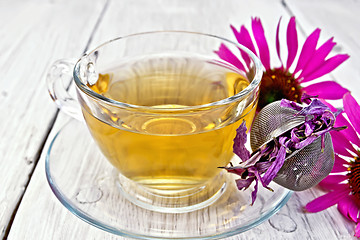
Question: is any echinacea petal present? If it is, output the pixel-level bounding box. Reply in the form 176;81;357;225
321;100;337;111
286;16;298;70
331;160;348;173
231;25;257;55
301;54;350;83
324;101;360;146
305;188;350;212
302;81;349;100
296;98;330;117
338;195;360;222
294;28;320;74
320;174;348;186
262;143;286;185
238;48;251;69
294;135;318;149
251;17;271;70
233;121;251;161
299;37;336;81
318;180;348;191
331;154;350;172
355;222;360;238
251;179;259;205
276;17;283;67
335;112;360;147
280;98;303;111
215;43;246;72
344;93;360;134
235;177;254;190
331;130;357;156
332;141;354;157
335;154;351;166
231;25;255;69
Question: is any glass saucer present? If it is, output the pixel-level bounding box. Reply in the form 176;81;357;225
45;119;292;239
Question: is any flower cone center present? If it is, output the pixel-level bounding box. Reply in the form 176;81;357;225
348;157;360;201
258;69;302;111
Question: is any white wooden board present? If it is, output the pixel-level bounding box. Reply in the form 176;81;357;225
285;0;360;99
4;0;359;239
0;0;107;238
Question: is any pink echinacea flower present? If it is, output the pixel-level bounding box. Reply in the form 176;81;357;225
216;17;350;111
305;93;360;238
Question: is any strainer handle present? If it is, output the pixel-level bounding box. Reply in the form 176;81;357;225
46;59;83;121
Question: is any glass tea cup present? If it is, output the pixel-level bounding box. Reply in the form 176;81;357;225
47;31;263;213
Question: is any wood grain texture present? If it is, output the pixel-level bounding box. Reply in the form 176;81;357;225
5;0;359;239
0;0;107;238
86;0;292;50
284;0;360;99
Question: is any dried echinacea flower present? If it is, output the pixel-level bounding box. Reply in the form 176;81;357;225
224;94;345;204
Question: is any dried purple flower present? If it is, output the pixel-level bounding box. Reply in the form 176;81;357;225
225;96;344;205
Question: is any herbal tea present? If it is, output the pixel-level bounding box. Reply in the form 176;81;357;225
82;57;256;191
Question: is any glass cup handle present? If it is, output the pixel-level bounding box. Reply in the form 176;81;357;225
46;59;83;120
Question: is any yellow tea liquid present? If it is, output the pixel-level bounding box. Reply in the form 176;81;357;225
83;57;256;191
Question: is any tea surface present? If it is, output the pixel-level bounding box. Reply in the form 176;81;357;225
84;57;256;191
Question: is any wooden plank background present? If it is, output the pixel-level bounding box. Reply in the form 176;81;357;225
0;0;107;238
1;0;359;239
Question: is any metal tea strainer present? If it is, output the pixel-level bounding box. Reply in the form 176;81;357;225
250;101;335;191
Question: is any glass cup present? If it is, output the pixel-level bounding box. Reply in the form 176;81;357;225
47;31;263;213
